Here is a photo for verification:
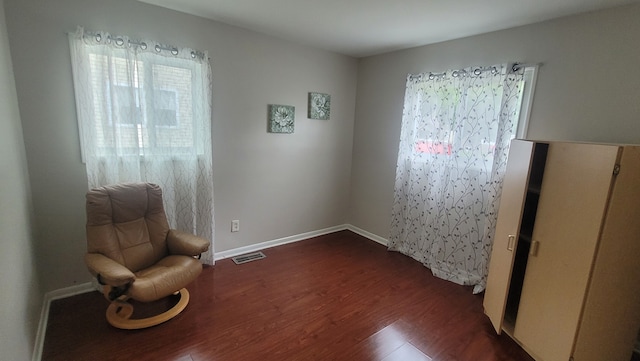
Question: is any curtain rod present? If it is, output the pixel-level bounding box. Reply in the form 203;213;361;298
511;62;540;72
65;29;208;60
409;62;541;81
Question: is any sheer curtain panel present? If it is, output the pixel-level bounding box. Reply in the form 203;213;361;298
69;27;215;264
389;64;526;293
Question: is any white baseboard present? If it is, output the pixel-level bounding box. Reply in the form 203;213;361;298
32;224;386;361
346;224;389;246
32;282;94;361
214;224;349;260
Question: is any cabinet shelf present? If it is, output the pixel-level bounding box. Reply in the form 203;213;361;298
527;185;541;195
518;233;532;244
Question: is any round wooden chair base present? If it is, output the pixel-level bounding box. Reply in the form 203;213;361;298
106;288;190;330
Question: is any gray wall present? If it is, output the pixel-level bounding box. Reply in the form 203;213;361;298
349;3;640;239
3;0;358;293
0;0;42;359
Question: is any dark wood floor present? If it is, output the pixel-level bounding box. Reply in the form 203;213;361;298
42;230;533;361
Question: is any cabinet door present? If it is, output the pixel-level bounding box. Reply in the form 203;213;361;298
513;143;620;361
572;146;640;361
483;140;534;333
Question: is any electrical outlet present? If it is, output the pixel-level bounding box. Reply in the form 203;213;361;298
231;220;240;232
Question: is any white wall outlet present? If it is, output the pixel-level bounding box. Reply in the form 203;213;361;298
231;220;240;232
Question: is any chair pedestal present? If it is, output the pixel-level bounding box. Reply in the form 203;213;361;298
105;288;191;329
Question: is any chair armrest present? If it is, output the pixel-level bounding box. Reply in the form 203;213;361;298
84;253;135;287
167;229;210;256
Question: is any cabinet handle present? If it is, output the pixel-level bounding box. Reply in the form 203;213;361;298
507;235;516;251
530;240;539;257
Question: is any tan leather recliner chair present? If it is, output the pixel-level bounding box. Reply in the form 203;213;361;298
84;182;210;329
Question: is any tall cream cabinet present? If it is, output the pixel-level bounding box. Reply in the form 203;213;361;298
483;140;640;361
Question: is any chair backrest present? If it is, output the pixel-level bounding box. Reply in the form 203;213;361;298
86;183;170;272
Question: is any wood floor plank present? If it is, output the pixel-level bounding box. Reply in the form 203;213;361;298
41;230;532;361
382;343;432;361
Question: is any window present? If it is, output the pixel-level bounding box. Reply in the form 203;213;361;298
153;89;179;128
410;65;537;167
389;63;538;293
83;52;198;156
69;28;215;266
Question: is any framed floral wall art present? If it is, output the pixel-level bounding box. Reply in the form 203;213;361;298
268;104;295;133
308;92;330;120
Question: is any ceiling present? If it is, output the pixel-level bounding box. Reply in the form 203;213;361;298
138;0;639;57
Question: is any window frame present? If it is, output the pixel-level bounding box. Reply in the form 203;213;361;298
515;65;539;140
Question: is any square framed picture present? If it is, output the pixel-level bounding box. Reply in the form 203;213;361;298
308;92;330;120
268;104;295;133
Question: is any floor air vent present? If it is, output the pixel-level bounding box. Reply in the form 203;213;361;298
231;251;266;265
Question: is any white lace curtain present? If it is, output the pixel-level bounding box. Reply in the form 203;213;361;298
389;64;525;293
69;27;215;264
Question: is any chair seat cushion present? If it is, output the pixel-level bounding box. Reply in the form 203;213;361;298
129;255;203;302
